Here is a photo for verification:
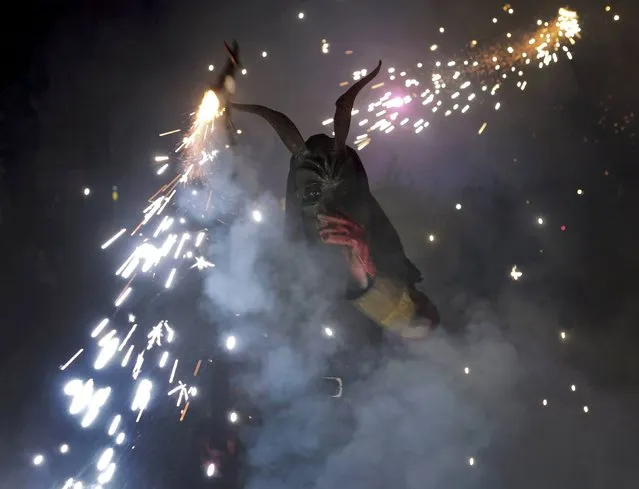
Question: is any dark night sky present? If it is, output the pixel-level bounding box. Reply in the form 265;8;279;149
2;0;639;488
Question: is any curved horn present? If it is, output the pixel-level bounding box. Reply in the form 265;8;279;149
231;103;306;154
333;60;382;152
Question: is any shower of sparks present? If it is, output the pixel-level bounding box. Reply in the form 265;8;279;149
320;8;581;146
40;135;227;485
34;55;257;477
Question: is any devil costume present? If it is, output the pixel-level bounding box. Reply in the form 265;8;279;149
232;61;439;339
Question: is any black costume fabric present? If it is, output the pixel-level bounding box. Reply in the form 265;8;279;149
231;60;439;336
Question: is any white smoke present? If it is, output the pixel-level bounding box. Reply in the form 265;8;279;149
193;150;639;489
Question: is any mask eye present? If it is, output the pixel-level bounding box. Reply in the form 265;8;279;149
302;187;322;205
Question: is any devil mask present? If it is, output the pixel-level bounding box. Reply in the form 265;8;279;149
232;61;422;288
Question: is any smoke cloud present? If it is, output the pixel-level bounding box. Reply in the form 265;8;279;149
191;148;638;489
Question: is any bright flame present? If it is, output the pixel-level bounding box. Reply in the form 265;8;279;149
181;90;222;154
196;91;220;129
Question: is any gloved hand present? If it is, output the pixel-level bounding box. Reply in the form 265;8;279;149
402;288;440;339
317;213;376;289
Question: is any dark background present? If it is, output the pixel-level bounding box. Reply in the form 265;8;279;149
1;0;639;487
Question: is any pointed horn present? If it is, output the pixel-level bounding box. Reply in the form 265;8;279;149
224;40;240;66
231;103;306;154
333;60;382;152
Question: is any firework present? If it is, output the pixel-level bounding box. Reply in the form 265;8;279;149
319;8;581;146
31;4;596;486
33;114;233;486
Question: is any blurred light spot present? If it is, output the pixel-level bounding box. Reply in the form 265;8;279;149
510;265;522;281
